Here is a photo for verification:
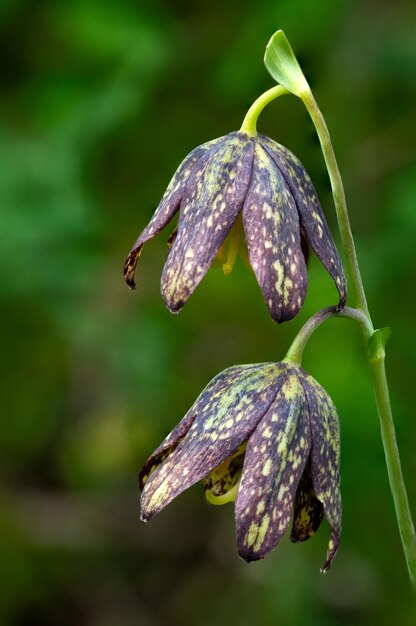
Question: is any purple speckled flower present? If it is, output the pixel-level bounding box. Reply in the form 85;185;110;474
124;131;347;322
139;361;342;572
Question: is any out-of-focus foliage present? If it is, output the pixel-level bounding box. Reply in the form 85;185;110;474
0;1;415;624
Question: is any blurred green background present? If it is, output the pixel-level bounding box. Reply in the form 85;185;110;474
1;0;415;624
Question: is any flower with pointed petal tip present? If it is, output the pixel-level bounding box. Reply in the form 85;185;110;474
139;361;342;572
124;131;347;323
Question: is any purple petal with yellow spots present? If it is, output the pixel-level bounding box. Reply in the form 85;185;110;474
259;135;347;309
243;142;308;322
139;410;196;490
124;136;226;289
236;372;311;561
160;132;253;313
140;362;287;521
139;363;259;489
299;370;342;571
290;457;324;542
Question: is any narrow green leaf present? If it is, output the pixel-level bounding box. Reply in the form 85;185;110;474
367;327;392;363
264;30;309;97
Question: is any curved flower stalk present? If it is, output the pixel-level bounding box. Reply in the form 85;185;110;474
124;131;347;323
139;362;341;572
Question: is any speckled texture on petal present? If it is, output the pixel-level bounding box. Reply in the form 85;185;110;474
139;364;256;488
235;372;311;561
259;134;347;309
300;370;342;571
140;362;287;521
290;458;324;542
124;136;226;289
243;142;308;323
139;410;197;490
160;132;253;313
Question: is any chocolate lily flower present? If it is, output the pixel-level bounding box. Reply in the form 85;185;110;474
139;362;341;571
124;131;347;323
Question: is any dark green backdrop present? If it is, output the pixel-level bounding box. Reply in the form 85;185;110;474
1;0;415;624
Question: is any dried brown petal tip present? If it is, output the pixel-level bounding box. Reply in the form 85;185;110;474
124;247;142;289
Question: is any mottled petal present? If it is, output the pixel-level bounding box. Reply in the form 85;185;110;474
139;363;256;488
290;457;324;542
124;137;225;288
259;135;347;308
161;132;253;312
243;143;308;322
140;362;287;521
204;443;246;505
300;370;342;571
321;529;340;573
236;372;311;561
139;410;196;490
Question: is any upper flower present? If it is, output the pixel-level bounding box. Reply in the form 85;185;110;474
124;131;347;323
139;361;342;572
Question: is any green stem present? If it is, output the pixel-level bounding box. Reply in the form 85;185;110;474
240;85;289;136
284;306;371;365
299;90;371;320
369;354;416;585
299;88;416;586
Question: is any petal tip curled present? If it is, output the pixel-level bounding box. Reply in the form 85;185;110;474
124;247;142;290
320;529;340;573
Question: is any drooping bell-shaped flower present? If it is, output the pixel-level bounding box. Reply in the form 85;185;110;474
124;131;347;323
139;361;342;572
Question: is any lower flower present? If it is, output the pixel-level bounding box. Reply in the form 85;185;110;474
139;362;341;572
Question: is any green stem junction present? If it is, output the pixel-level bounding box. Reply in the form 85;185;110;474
283;306;371;366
